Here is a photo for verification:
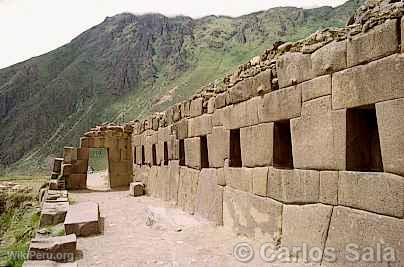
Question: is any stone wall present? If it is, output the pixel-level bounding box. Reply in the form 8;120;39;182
131;10;404;265
62;125;133;189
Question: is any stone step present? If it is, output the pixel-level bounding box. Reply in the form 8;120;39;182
23;261;77;267
64;202;100;237
40;202;69;227
129;182;145;197
28;234;77;263
44;190;69;203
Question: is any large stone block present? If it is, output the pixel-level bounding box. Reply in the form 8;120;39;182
258;86;301;123
207;126;229;168
347;19;399;67
188;114;212;137
207;97;215;114
251;167;268;197
40;202;69;227
173;119;188;140
190;98;203;118
180;100;191;118
129;182;145;197
215;93;227;109
332;54;404;109
87;137;105;148
65;174;86;190
228;77;256;104
299;75;331;102
64;202;100;237
282;204;333;260
319;171;339;206
376;98;404;177
253;69;272;95
223;187;282;241
267;168;320;204
222;96;260;130
240;123;274;167
324;207;404;267
157;126;172;142
72;160;88;174
177;167;200;214
311;40;347;77
338;171;404;218
225;167;252;193
63;147;77;164
195;169;223;225
28;234;77;262
184;137;201;169
212;108;225;127
276;52;313;88
291;97;346;170
168;161;180;203
77;148;89;160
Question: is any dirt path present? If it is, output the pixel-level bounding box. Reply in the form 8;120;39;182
70;189;274;267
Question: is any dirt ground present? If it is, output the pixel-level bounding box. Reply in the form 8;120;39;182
70;188;310;267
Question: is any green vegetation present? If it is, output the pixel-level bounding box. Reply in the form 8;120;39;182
0;177;43;267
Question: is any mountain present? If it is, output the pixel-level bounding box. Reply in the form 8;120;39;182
0;0;364;173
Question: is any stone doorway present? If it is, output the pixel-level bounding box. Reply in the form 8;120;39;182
86;148;111;191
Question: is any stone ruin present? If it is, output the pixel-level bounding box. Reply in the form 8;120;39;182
46;0;404;265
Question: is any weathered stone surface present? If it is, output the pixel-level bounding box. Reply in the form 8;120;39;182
299;75;331;102
195;169;223;225
61;164;73;177
338;171;404;218
324;207;404;267
28;234;77;262
40;202;69;227
64;202;100;237
225;167;252;193
319;171;338;206
223;187;282;241
215;93;227;109
63;147;77;164
184;137;201;170
216;168;226;186
207;97;215;114
276;52;313;88
177;167;199;214
291;97;346;170
228;78;256;104
376;98;404;177
173;119;188;140
282;204;333;260
77;148;89;160
267;168;320;204
190;98;203;118
347;19;399;67
251;167;268;197
188;114;212;138
207;127;229;168
240;123;274;167
212;108;224;127
402;17;404;53
168;161;180;203
222;96;260;130
180;100;190;118
258;86;301;123
72;160;88;174
129;182;145;197
332;54;404;109
311;40;347;77
253;69;272;95
65;174;86;190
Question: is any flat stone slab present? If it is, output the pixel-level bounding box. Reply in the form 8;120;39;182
23;261;77;267
40;202;69;227
28;234;77;262
129;182;145;197
44;190;69;203
64;202;100;237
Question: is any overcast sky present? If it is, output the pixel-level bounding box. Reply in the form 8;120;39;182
0;0;347;69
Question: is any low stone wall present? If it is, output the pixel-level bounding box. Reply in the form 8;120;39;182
131;14;404;265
